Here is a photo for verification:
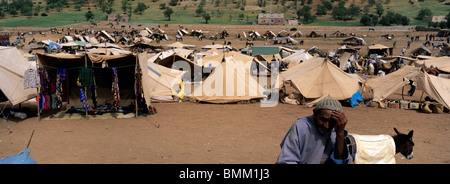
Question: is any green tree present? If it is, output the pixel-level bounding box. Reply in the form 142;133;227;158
159;3;166;9
347;3;360;20
195;5;205;17
10;9;18;17
360;14;378;26
200;0;206;6
74;4;82;11
323;0;333;10
85;10;94;21
438;21;446;29
375;3;384;17
332;1;348;20
164;7;173;20
257;0;266;7
34;5;43;15
297;5;315;23
316;4;327;16
360;14;372;26
380;11;409;26
214;0;220;7
46;0;68;12
417;8;432;20
446;11;450;28
121;0;131;14
169;0;178;6
332;1;359;21
8;0;34;16
100;0;115;13
134;2;149;15
202;12;211;23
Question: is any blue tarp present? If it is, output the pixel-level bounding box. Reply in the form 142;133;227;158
349;90;363;107
0;149;37;164
49;42;61;49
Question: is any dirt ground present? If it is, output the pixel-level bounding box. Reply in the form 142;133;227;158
1;23;449;164
0;96;449;164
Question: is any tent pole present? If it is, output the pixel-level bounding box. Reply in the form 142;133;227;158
135;53;138;118
401;86;404;100
84;51;88;120
419;91;425;103
35;53;40;122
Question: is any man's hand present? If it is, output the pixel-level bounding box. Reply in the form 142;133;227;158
331;110;348;135
331;110;348;159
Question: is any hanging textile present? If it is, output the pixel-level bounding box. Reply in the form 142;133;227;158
44;95;50;109
51;94;56;109
111;67;120;111
78;68;94;87
23;68;40;89
134;63;142;96
55;71;63;109
36;93;44;110
58;69;66;82
38;68;51;94
77;77;90;111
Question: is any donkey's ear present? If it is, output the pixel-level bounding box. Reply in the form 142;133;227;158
408;130;414;137
394;128;400;135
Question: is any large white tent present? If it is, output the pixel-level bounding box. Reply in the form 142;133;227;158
0;47;37;106
280;56;361;100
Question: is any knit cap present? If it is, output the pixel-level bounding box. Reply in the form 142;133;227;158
315;95;343;111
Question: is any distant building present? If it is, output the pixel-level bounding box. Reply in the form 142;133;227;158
286;18;299;26
107;14;129;22
425;16;446;23
258;13;285;25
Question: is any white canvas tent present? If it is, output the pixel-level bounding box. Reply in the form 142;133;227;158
97;30;116;43
190;61;265;103
416;56;450;73
166;42;196;50
413;72;450;109
0;47;37;106
362;66;421;102
363;65;450;109
281;49;312;68
280;56;361;100
138;53;187;102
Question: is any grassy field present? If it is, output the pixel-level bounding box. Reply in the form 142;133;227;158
0;0;448;27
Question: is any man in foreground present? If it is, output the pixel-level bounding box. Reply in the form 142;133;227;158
276;95;353;164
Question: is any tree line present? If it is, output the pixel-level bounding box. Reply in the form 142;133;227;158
1;0;449;28
0;0;149;21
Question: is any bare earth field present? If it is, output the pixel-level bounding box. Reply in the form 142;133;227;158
1;98;449;164
1;23;449;164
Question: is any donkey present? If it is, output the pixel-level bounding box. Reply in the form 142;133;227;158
346;128;414;164
393;128;415;160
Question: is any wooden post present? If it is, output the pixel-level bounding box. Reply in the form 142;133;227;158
36;89;40;121
84;50;88;120
35;53;40;121
135;53;138;118
401;86;404;100
419;91;425;102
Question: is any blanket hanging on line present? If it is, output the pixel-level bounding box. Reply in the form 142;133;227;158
112;67;120;111
77;77;90;111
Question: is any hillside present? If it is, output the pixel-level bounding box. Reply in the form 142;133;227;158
0;0;448;27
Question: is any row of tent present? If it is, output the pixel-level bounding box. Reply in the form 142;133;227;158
1;44;449;117
279;50;450;109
